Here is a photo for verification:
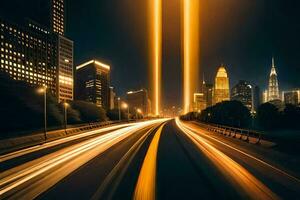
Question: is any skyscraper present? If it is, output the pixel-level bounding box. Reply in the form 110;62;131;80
75;60;110;110
282;89;300;105
268;57;280;101
231;80;252;110
51;0;65;35
214;65;230;104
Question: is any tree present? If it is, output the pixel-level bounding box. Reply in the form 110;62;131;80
256;102;281;130
282;104;300;129
71;101;107;122
107;109;127;121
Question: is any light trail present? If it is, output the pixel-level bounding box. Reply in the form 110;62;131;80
0;123;132;163
91;125;159;200
149;0;162;116
0;119;167;199
182;0;199;114
183;121;300;185
134;123;166;200
175;118;279;200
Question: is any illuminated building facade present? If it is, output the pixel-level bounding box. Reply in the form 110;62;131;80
203;83;213;108
231;80;253;110
75;60;110;110
126;89;149;116
193;93;206;112
283;89;300;105
57;35;73;102
51;0;65;35
214;65;230;104
0;18;58;95
268;58;280;101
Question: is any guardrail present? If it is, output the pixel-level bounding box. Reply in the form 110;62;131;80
193;121;263;144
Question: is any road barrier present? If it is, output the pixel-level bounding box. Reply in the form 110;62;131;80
193;121;263;145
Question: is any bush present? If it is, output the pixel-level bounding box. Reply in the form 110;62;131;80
71;101;107;122
256;102;281;130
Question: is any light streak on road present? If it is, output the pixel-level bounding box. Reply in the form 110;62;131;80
0;123;133;163
91;125;159;200
0;119;167;199
134;123;166;200
149;0;162;116
175;118;279;200
182;0;199;114
182;122;300;185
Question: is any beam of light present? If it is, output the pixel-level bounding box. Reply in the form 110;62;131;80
182;0;199;114
149;0;162;116
134;123;165;200
175;118;280;200
0;119;167;199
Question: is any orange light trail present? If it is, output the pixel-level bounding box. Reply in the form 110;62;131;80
149;0;162;116
182;0;199;114
176;118;279;200
134;123;165;200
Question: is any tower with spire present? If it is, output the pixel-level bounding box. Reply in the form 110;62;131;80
268;57;280;101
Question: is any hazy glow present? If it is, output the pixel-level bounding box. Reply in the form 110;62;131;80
183;0;199;114
149;0;162;116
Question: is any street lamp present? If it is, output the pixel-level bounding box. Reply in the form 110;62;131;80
118;97;121;121
38;85;47;142
64;101;69;133
122;103;129;122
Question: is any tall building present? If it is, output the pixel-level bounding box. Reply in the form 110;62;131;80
51;0;66;35
0;0;66;36
262;90;268;103
193;93;206;112
252;85;261;112
75;60;110;110
268;57;280;101
0;19;58;95
126;89;149;116
204;83;213;108
282;89;300;105
214;65;230;104
57;35;73;102
231;80;252;110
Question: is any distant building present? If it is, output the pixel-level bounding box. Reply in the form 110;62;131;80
214;65;230;104
204;83;213;108
126;89;149;116
75;60;110;110
268;57;280;101
252;85;261;112
193;93;206;112
231;80;252;110
262;90;268;103
282;89;300;105
109;87;116;110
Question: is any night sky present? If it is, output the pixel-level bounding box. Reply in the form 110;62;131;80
1;0;300;109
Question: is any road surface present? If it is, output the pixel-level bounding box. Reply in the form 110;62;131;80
1;118;300;200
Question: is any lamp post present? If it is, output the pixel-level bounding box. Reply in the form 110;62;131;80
64;102;69;134
38;86;47;142
118;97;121;121
122;103;129;122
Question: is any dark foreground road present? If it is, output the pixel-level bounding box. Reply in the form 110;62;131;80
1;118;300;200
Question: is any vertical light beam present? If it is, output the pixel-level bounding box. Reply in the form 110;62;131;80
149;0;162;116
182;0;199;114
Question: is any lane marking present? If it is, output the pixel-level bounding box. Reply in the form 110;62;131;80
176;118;279;200
184;121;300;184
133;123;166;200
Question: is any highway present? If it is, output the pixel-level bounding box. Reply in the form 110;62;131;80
1;118;300;200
